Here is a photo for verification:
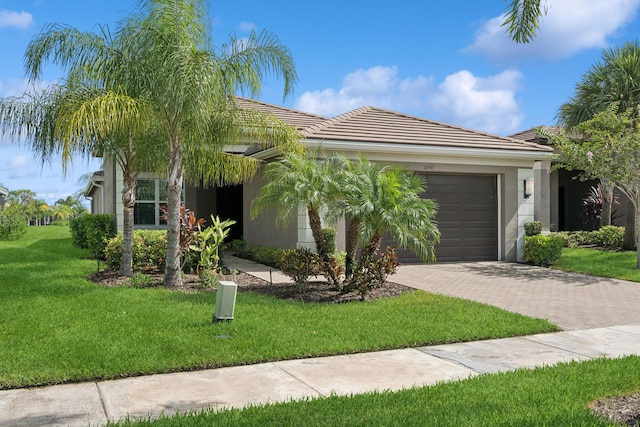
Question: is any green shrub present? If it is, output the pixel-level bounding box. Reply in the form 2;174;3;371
236;244;284;268
551;228;623;250
343;247;401;300
524;221;542;236
321;228;337;254
279;247;320;290
596;225;624;250
105;230;167;272
0;205;27;241
69;214;114;258
127;272;161;288
523;235;564;267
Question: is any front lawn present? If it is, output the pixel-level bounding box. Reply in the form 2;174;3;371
555;247;640;282
0;226;558;389
112;356;640;426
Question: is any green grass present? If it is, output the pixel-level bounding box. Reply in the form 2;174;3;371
555;247;640;282
0;226;558;389
112;356;640;426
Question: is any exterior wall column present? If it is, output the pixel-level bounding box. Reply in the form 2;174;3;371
297;205;316;250
534;160;551;233
517;168;535;262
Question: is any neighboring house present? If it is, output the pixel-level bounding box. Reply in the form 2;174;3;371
85;99;553;263
0;186;7;207
510;127;629;231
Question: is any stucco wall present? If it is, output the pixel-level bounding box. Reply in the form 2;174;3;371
243;168;297;249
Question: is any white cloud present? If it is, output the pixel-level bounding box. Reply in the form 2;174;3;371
237;21;256;32
0;9;33;29
429;70;524;134
465;0;640;62
295;66;433;117
294;66;524;135
1;155;31;178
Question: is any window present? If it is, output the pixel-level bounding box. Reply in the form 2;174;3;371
134;178;182;227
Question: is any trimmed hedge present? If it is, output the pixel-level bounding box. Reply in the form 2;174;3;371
523;234;564;267
524;221;542;236
104;230;167;272
552;226;624;250
69;214;115;258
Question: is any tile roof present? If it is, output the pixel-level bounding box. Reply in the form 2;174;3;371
302;106;553;152
235;97;327;130
509;126;560;144
237;98;552;154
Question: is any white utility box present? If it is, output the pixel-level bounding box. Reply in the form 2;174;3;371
214;281;238;322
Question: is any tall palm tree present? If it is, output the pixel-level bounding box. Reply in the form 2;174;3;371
7;0;300;283
117;0;299;286
557;41;640;246
2;22;164;276
250;150;342;288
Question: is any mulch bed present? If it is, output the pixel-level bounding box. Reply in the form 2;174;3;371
88;269;414;303
590;392;640;426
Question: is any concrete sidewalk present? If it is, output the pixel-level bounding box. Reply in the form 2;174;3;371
2;325;640;427
3;258;640;426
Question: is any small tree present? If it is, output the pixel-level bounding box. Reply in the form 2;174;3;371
549;106;640;267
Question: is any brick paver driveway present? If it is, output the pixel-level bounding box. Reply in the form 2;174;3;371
390;262;640;330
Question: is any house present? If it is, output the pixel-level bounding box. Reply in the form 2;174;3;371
0;186;7;206
510;126;629;231
85;99;553;263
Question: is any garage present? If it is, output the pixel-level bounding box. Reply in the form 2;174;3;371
383;174;498;263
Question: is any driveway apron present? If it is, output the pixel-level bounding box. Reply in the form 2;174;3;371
390;262;640;330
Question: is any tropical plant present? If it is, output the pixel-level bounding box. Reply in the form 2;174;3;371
119;0;300;286
0;21;167;275
253;153;440;296
251;150;343;288
582;185;619;226
332;156;439;292
190;215;236;273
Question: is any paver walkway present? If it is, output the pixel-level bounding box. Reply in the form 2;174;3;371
391;261;640;330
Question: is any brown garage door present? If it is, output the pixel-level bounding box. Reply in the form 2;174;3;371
382;174;498;263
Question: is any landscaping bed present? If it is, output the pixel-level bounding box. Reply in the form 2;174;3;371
89;269;414;303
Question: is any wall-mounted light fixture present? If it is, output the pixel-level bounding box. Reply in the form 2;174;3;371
523;179;534;198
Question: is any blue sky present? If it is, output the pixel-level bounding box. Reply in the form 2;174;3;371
1;0;640;205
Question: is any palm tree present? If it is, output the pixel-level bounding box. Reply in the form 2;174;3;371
503;0;548;43
7;0;299;283
116;0;299;286
557;41;640;247
330;157;440;279
250;150;342;288
2;22;164;276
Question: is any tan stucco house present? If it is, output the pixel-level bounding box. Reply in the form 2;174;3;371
85;98;553;263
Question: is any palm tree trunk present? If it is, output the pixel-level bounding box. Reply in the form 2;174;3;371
119;169;136;277
307;206;340;288
357;231;383;271
345;218;360;280
165;137;184;287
